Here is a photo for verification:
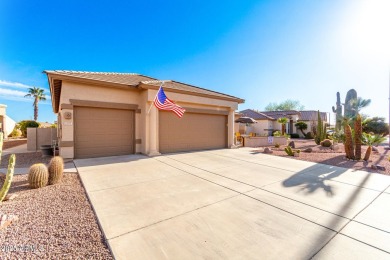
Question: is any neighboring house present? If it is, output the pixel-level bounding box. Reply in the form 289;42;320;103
45;70;244;159
238;109;327;137
0;104;16;138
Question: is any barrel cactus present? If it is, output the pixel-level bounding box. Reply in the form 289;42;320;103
320;139;332;147
48;156;64;185
28;164;49;189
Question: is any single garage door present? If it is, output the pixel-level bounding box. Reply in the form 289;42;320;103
74;106;135;158
159;111;227;153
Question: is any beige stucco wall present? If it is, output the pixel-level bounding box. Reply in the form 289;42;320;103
250;120;273;136
58;81;239;158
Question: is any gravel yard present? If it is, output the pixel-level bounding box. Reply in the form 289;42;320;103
1;152;51;168
0;172;113;259
261;139;390;175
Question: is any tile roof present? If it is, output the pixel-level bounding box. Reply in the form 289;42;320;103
239;109;328;121
141;80;242;101
44;70;155;86
239;109;276;120
299;111;327;121
44;70;243;102
261;110;301;120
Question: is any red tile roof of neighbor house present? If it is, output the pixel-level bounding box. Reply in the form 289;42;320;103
44;70;244;103
299;110;327;121
239;109;327;121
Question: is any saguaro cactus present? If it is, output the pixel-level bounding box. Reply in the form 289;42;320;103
344;89;357;118
314;111;326;145
0;133;16;202
332;92;342;131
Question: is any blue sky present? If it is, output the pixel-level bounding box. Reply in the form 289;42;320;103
1;0;389;124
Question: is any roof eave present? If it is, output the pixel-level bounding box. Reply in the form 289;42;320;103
139;83;245;103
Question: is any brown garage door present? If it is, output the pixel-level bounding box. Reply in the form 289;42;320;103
159;111;227;153
74;107;135;158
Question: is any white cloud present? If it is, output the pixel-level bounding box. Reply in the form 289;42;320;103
0;80;32;89
0;88;27;97
0;87;51;102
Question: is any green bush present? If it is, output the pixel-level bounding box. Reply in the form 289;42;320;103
290;133;300;138
10;128;22;137
363;117;389;136
273;131;282;137
19;120;40;137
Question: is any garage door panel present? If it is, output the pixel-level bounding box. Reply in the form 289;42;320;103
159;111;227;153
75;107;135;158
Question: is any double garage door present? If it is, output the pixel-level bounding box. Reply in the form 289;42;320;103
74;107;227;158
74;107;135;159
159;111;227;153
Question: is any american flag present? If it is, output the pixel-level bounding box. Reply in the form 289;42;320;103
154;86;185;118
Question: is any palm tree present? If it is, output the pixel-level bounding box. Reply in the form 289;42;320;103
24;87;46;121
362;133;386;161
277;117;288;135
295;121;308;136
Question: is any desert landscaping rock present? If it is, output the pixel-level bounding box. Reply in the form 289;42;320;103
0;173;113;259
288;141;295;148
375;165;385;171
269;139;390;175
0;214;18;231
263;147;273;154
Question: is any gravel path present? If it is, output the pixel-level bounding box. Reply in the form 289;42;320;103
0;173;113;259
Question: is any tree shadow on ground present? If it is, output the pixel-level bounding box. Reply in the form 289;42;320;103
282;155;361;196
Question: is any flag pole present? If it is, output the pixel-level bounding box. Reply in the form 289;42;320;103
147;82;164;114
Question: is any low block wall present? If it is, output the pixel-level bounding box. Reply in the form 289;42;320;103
27;128;58;151
243;136;288;147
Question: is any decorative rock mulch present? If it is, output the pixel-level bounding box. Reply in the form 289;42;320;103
0;173;113;259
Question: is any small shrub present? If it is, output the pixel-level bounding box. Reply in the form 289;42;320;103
320;139;332;147
290;133;300;139
10;128;22;137
274;143;280;148
273;131;282;137
19;120;40;137
305;132;315;139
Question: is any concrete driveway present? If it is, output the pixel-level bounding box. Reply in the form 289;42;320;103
74;148;390;259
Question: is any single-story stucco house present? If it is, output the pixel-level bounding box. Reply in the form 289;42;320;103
238;109;327;137
45;70;244;159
